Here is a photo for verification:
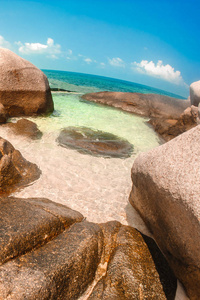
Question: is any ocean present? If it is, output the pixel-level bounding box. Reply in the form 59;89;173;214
43;69;185;98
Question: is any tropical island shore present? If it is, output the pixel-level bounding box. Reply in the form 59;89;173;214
0;48;199;299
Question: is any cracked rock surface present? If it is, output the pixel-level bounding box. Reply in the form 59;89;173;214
0;197;176;300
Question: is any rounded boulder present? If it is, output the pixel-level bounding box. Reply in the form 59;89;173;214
0;48;54;116
190;80;200;107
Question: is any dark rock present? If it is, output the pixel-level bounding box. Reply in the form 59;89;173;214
0;48;54;117
89;222;176;300
51;88;74;92
57;126;134;158
0;197;84;265
0;137;40;194
0;197;177;299
3;119;42;139
0;103;8;123
149;105;198;141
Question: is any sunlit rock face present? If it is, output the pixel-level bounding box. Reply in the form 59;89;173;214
0;48;54;117
129;125;200;300
190;80;200;107
57;126;134;158
0;197;177;300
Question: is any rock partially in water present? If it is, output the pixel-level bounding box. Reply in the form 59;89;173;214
0;196;177;299
57;126;134;158
3;119;43;140
0;137;41;194
82;91;189;119
148;105;199;142
82;91;196;142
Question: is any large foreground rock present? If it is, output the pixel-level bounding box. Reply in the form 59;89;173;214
0;137;40;194
129;125;200;300
190;80;200;107
0;48;54;116
0;197;176;299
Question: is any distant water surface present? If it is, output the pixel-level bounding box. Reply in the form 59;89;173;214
43;69;185;99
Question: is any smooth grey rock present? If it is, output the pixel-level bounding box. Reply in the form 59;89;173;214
129;125;200;300
190;80;200;107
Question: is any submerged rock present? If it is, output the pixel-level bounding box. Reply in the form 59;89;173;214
0;48;54;117
129;125;200;300
0;137;40;194
0;196;176;299
57;126;134;158
3;119;42;139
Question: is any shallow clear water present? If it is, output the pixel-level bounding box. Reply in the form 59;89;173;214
27;92;161;153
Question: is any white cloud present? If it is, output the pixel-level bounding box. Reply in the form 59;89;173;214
108;57;125;68
132;60;183;84
0;35;11;49
18;38;61;58
84;58;92;64
100;62;105;68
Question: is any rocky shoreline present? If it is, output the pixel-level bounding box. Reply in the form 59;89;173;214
82;91;199;141
0;48;199;299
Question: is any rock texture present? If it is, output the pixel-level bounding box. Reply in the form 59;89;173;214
0;196;177;299
3;119;42;139
82;91;189;119
0;48;54;117
0;103;8;123
82;91;191;141
149;105;199;141
0;137;40;194
190;80;200;106
129;125;200;300
57;126;133;158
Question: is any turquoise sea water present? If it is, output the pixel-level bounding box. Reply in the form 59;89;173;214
43;69;185;99
27;69;170;153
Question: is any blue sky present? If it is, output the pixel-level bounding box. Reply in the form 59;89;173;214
0;0;200;97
